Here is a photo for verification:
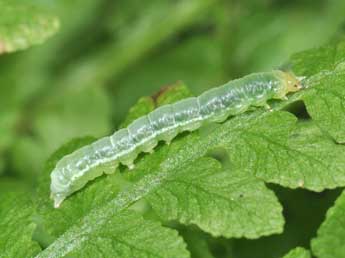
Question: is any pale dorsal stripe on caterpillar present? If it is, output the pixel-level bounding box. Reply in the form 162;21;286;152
50;70;302;208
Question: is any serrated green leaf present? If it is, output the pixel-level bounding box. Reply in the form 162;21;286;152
38;210;189;258
146;157;283;238
224;115;345;191
36;150;193;257
301;70;345;143
290;42;345;143
311;190;345;258
36;153;280;257
290;42;345;77
0;0;59;54
35;136;124;239
35;83;192;240
282;247;310;258
231;187;339;258
36;84;285;257
37;41;345;257
0;189;41;258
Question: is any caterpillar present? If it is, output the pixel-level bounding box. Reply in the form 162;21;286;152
50;70;302;208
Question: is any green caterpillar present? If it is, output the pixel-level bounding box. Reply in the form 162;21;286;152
50;70;302;208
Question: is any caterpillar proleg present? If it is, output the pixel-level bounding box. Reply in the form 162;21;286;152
50;70;302;208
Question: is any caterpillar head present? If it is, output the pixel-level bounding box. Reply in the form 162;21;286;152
282;72;302;93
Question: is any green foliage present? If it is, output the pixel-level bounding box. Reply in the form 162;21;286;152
312;191;345;258
34;39;345;256
37;210;189;258
291;43;345;143
0;188;41;257
282;247;311;258
0;0;59;53
145;157;283;238
230;188;340;258
1;0;345;257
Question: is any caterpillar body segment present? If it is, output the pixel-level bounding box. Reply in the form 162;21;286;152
50;70;302;208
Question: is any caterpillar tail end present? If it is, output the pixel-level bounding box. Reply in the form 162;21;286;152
52;194;65;208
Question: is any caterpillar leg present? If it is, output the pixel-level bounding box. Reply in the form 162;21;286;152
251;100;272;112
102;161;119;175
141;140;158;153
160;131;178;145
181;121;202;132
264;103;272;111
120;158;135;170
119;153;137;170
209;113;228;123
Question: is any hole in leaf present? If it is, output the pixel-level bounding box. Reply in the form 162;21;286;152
283;100;310;120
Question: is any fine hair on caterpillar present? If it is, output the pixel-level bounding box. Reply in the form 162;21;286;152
50;70;302;208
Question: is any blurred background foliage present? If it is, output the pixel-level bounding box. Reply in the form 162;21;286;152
1;0;345;257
